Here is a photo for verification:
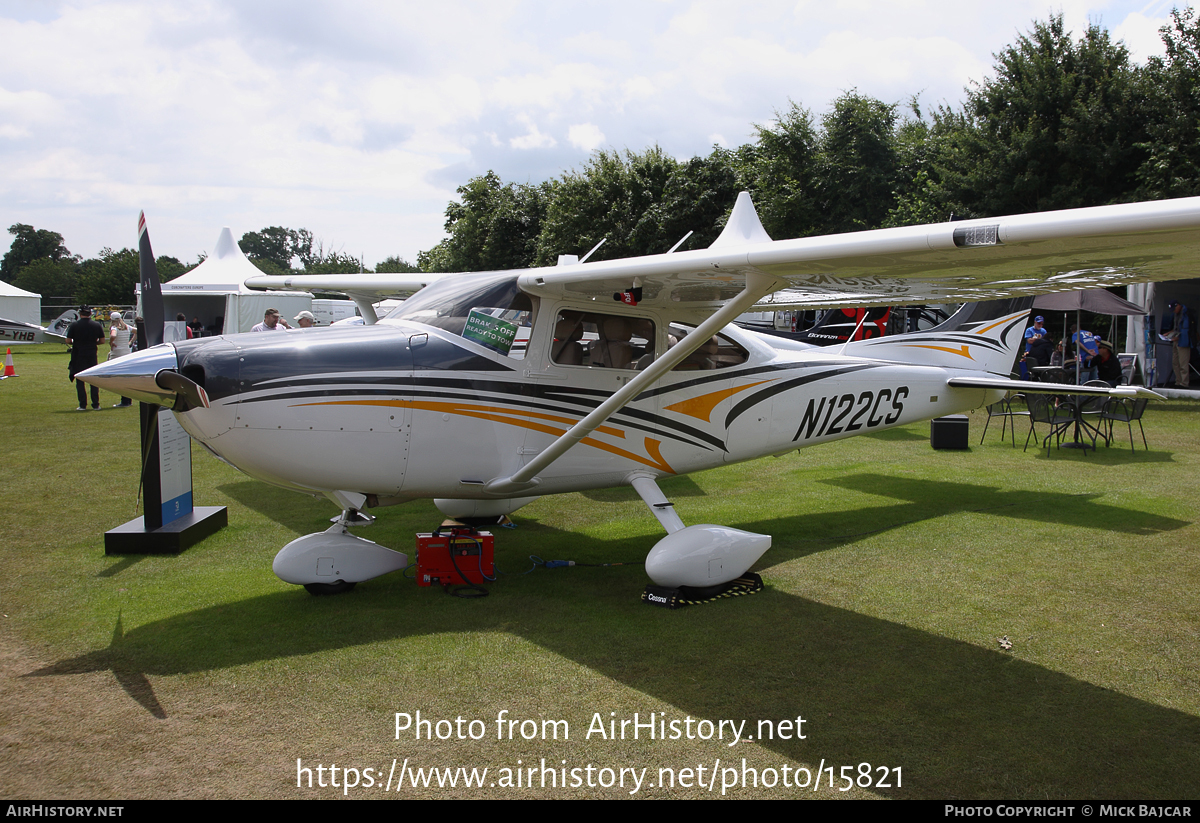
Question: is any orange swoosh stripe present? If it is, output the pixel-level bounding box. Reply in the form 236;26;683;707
294;398;624;438
291;399;674;472
663;380;771;422
975;316;1013;335
902;343;974;360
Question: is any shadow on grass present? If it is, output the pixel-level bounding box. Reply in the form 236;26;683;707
96;555;148;578
1083;447;1176;463
27;564;1199;798
860;428;928;442
580;475;707;503
25;476;1195;797
812;474;1188;538
218;480;333;533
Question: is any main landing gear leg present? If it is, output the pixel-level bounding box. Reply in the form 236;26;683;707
627;472;771;588
271;490;409;595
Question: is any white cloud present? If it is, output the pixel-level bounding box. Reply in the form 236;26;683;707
568;123;605;152
1111;11;1170;61
0;0;1178;265
509;116;558;150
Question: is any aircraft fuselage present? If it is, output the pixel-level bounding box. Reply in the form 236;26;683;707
165;303;998;505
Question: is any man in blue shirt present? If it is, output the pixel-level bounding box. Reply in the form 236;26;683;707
1024;316;1050;352
1071;324;1099;384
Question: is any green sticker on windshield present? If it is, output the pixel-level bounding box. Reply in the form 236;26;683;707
463;309;519;354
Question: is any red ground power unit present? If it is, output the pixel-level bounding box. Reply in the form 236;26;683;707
415;530;494;586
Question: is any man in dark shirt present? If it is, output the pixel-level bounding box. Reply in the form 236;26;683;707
66;305;104;410
1095;341;1123;387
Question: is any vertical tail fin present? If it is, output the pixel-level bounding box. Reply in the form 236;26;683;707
841;298;1034;375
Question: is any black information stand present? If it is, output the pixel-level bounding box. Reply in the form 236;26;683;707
104;213;226;555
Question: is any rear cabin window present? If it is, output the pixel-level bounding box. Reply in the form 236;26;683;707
667;324;749;370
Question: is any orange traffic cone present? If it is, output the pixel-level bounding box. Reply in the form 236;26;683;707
1;348;15;378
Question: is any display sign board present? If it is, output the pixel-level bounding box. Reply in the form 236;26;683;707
157;409;193;526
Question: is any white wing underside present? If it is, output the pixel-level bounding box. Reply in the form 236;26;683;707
245;194;1200;309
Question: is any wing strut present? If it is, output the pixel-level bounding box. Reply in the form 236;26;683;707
485;270;785;494
349;295;380;325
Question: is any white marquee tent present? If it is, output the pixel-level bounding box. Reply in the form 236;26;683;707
0;279;41;326
138;228;310;335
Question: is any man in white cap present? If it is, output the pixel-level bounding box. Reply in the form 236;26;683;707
294;310;316;329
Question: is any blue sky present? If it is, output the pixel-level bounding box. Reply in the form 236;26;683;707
0;0;1183;268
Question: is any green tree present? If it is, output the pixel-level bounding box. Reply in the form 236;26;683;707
2;224;75;281
155;255;188;282
941;15;1146;215
884;98;956;227
76;248;141;305
375;256;421;273
653;148;739;250
239;227;315;271
734;103;821;239
10;257;79;298
421;171;550;272
814;92;900;233
248;258;290;277
534;147;681;265
1137;7;1200;199
306;250;362;274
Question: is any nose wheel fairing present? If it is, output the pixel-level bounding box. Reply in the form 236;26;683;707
272;521;409;588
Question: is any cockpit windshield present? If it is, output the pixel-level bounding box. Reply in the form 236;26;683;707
385;272;534;358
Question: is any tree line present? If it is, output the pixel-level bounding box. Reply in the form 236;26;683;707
1;222;418;306
6;10;1200;301
420;10;1200;271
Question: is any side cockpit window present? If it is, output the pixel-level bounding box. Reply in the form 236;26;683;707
552;310;656;369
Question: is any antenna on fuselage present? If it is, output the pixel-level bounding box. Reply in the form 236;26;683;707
836;309;873;356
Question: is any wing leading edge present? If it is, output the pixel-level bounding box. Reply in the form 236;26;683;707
520;193;1200;309
243;193;1200;312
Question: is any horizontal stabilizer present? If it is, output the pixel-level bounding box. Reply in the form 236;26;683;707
947;376;1165;400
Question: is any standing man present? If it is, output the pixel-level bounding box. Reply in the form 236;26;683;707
1024;316;1050;352
1071;324;1099;384
1022;315;1051;378
251;308;290;332
294;310;316;328
66;306;104;410
1163;300;1192;388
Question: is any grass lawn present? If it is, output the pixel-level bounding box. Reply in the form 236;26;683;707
2;342;1198;799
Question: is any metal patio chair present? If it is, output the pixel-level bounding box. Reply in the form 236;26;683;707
1023;394;1076;454
1100;397;1150;453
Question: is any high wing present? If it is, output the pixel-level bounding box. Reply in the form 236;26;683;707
243;272;445;323
244;193;1200;313
519;193;1200;309
946;375;1164;400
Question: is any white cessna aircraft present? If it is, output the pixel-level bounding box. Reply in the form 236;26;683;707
79;194;1196;595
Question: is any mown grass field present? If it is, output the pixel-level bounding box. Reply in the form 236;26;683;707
2;341;1198;799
